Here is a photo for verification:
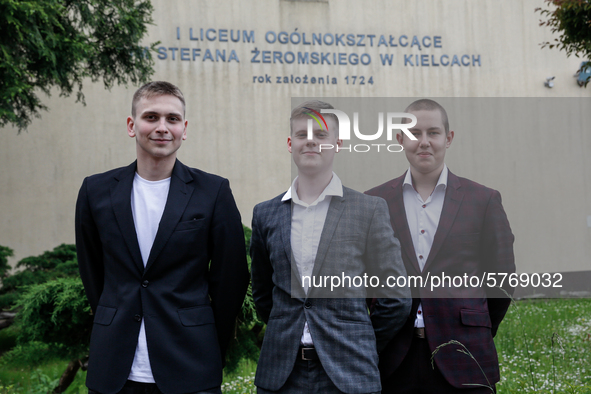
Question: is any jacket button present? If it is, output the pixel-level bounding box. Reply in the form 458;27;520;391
304;302;312;309
134;314;141;322
142;280;149;288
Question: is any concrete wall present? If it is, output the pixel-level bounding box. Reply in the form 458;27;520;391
1;0;590;278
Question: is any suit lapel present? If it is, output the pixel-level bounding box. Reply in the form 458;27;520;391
111;162;144;273
423;171;463;272
144;160;194;273
389;175;421;274
279;197;305;297
310;193;345;280
280;199;301;287
279;199;292;264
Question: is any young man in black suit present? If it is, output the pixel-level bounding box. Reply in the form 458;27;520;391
76;81;249;394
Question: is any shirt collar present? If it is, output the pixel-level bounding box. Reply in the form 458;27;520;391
403;164;448;190
282;172;343;206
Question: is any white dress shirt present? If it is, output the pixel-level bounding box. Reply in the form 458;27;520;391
282;173;343;346
402;165;448;328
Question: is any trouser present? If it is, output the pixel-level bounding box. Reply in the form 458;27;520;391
381;335;495;394
88;380;222;394
257;347;380;394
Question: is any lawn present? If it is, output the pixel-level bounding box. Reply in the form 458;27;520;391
495;298;591;393
1;299;590;393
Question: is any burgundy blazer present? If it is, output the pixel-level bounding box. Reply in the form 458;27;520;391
366;170;515;389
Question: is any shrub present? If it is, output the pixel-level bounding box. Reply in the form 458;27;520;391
12;277;92;361
0;244;78;310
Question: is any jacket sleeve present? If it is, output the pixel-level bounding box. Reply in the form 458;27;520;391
250;204;274;324
75;177;104;314
367;198;412;352
207;179;250;359
482;190;516;337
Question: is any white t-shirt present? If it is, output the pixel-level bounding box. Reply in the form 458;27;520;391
128;173;171;382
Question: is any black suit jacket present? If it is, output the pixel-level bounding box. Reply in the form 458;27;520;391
366;170;515;389
76;160;249;394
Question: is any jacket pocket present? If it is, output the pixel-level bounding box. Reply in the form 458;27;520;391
337;318;372;325
174;218;205;232
178;305;215;327
94;305;117;326
460;309;492;328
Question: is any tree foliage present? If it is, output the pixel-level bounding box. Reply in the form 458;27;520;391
0;244;78;310
1;275;91;393
0;245;14;278
225;225;265;372
0;244;86;373
13;277;92;361
537;0;591;86
0;0;157;131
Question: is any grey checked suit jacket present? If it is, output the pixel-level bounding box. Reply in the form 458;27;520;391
250;186;411;393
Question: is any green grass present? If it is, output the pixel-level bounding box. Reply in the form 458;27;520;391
0;359;256;394
495;298;591;393
1;299;590;393
0;360;87;393
222;359;257;394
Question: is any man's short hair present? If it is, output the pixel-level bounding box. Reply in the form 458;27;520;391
290;100;339;137
404;99;449;134
131;81;186;117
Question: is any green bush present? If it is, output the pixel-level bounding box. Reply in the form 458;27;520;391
0;246;13;279
0;244;78;310
1;270;52;294
15;244;76;272
11;277;92;361
0;342;55;368
224;225;264;373
0;326;18;354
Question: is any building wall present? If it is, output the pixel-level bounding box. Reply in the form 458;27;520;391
1;0;590;278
